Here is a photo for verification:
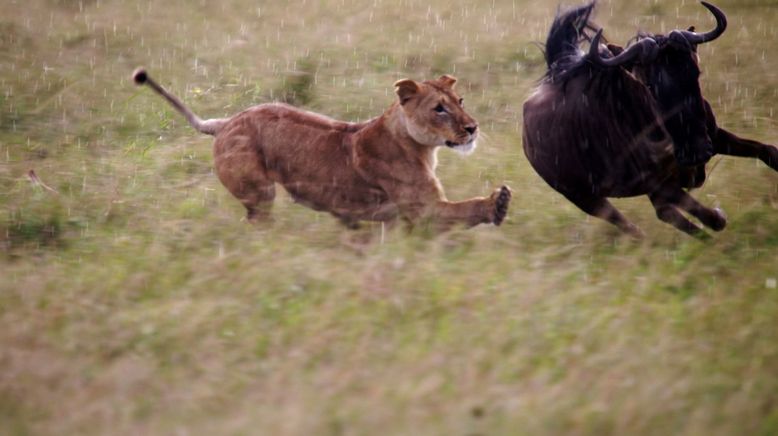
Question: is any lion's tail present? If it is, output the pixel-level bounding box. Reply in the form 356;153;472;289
132;67;228;136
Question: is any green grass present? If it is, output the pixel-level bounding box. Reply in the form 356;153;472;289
1;0;777;434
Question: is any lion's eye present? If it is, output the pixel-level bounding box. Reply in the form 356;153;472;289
434;104;446;113
458;98;464;106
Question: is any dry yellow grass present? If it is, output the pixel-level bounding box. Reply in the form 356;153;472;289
1;0;777;435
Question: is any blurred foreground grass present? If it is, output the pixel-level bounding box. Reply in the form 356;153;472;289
1;0;777;434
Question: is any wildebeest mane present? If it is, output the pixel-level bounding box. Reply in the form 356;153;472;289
544;1;599;83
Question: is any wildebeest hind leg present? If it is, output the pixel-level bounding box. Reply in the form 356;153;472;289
567;195;644;239
648;191;707;238
714;128;778;172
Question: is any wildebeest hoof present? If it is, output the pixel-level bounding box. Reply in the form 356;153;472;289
710;207;727;232
761;146;778;171
492;185;512;226
625;223;646;240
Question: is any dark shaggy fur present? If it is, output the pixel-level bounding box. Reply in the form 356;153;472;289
522;3;725;237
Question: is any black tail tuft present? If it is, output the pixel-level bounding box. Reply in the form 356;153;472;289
132;67;148;85
545;2;597;70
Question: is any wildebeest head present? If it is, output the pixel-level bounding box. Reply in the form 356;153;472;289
590;1;727;167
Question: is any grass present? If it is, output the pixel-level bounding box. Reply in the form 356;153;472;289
1;0;777;434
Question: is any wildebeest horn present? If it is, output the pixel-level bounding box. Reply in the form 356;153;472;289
588;30;658;67
681;1;727;44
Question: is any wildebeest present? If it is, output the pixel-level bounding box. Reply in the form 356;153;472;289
522;1;778;237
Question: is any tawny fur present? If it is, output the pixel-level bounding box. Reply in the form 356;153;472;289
132;67;511;228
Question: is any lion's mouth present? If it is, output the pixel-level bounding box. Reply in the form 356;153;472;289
445;139;473;148
446;133;478;148
445;139;478;156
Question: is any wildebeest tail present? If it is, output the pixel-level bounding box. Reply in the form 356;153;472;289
544;2;597;70
132;67;228;136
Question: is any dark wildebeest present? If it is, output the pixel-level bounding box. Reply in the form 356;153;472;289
522;1;778;237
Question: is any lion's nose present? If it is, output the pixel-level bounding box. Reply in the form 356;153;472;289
465;125;478;135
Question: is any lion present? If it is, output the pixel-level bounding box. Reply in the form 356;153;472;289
132;67;512;229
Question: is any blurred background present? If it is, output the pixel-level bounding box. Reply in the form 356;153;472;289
1;0;777;434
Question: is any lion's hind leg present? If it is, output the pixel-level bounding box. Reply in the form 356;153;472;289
214;135;276;223
242;183;276;223
220;171;276;223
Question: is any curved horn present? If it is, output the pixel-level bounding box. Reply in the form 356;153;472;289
588;30;658;68
681;1;727;44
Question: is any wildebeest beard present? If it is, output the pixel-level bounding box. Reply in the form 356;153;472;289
629;33;715;167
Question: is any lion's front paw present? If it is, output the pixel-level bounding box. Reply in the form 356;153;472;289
491;185;512;226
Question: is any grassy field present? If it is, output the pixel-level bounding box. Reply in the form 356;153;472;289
1;0;778;434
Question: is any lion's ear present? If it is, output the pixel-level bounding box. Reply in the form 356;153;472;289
394;79;420;105
438;75;457;88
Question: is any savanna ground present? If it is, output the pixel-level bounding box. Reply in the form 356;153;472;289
1;0;777;434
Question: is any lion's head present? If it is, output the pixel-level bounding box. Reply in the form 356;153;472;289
394;75;479;155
